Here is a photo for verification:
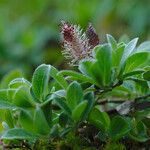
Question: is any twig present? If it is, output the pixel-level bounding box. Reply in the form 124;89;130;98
135;93;150;102
96;93;150;115
96;100;126;105
95;80;123;96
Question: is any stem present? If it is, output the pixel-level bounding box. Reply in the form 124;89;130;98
96;93;150;115
96;100;126;105
95;80;123;96
134;93;150;102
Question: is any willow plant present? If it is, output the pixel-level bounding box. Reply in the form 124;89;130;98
0;22;150;150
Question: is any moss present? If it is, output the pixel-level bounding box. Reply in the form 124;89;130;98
103;142;126;150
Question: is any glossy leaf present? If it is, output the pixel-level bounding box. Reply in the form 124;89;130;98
82;92;95;120
123;70;144;79
72;101;88;122
127;77;149;94
119;38;138;76
58;70;97;85
5;110;14;128
50;66;68;89
89;107;110;131
13;86;34;108
112;44;125;67
54;98;71;116
79;59;94;77
107;34;117;50
92;44;112;86
19;110;34;132
1;128;36;140
32;64;51;102
9;78;31;88
33;106;50;135
66;81;83;110
59;112;69;127
41;101;52;125
109;116;131;141
125;52;149;73
136;41;150;53
0;89;9;101
143;71;150;81
0;69;23;88
129;121;149;142
0;100;16;110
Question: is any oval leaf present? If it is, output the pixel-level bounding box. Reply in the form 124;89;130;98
93;44;112;86
89;107;110;131
19;110;34;132
125;52;149;73
66;81;83;110
109;116;131;141
32;64;51;102
107;34;117;50
33;106;50;135
13;86;34;108
1;128;36;140
72;101;88;122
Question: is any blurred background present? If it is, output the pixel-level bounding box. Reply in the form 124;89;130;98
0;0;150;79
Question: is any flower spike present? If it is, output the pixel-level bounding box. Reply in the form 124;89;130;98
60;21;99;66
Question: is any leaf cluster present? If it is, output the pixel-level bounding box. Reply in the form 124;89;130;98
0;35;150;149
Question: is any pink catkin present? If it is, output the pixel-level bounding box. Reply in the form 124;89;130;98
61;21;99;66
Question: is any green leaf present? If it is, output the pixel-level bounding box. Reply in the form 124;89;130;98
79;59;94;77
79;44;112;86
1;128;36;140
89;107;110;131
92;44;112;86
136;41;150;53
32;64;51;102
49;66;68;89
109;116;131;141
50;125;59;138
0;69;23;88
143;71;150;81
13;86;34;108
122;38;139;61
41;101;52;125
125;52;149;73
60;127;72;138
79;60;101;87
97;131;108;142
59;112;69;127
54;98;71;116
66;81;83;110
129;121;149;142
123;70;144;79
107;34;117;50
82;92;95;120
19;110;34;132
119;38;138;76
0;89;9;101
72;101;88;122
9;78;31;88
58;70;97;85
0;100;16;110
112;44;125;67
5;110;14;128
33;106;50;135
7;89;18;102
127;77;149;94
43;90;66;106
